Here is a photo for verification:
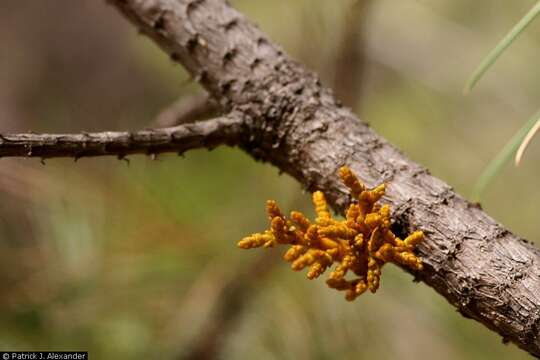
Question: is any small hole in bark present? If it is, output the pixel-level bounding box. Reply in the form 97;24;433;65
195;69;208;84
153;14;166;30
243;80;253;91
390;220;409;241
186;36;199;52
222;48;238;65
250;57;262;70
223;18;239;31
220;79;236;94
186;0;205;15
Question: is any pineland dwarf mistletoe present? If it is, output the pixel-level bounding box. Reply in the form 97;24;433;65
238;166;424;301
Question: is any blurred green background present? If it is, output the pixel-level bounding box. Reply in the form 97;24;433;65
0;0;539;359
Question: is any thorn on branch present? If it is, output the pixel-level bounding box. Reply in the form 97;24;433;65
81;132;91;148
117;154;130;166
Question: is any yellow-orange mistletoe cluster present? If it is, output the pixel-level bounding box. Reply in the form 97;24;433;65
238;166;424;301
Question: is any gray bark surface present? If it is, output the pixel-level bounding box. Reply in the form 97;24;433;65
0;115;243;158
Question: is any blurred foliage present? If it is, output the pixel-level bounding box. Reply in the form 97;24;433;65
465;1;540;93
472;109;540;200
0;0;538;359
464;1;540;199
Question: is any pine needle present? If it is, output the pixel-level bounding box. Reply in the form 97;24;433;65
472;109;540;201
464;1;540;94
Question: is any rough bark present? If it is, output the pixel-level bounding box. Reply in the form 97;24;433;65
0;114;243;159
2;0;539;356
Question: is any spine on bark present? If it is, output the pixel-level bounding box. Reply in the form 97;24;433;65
238;166;424;301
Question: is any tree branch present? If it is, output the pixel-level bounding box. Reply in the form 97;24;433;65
0;114;243;159
104;0;540;355
2;0;533;355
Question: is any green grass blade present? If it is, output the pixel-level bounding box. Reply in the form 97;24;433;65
472;109;540;201
464;1;540;94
